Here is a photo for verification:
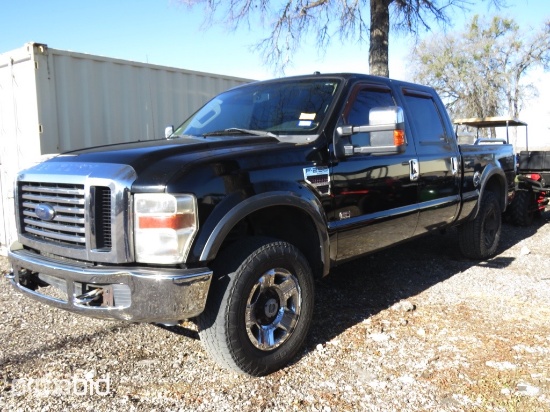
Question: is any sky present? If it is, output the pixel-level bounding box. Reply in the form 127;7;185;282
2;0;549;147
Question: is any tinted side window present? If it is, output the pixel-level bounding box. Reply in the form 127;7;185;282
403;94;447;143
345;88;395;146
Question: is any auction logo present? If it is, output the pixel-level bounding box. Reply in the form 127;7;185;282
11;374;110;397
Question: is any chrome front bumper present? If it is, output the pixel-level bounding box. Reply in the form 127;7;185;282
7;244;212;323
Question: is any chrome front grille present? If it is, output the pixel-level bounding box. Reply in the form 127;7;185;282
21;182;87;247
15;161;137;264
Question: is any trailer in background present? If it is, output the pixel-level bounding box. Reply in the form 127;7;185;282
0;42;252;255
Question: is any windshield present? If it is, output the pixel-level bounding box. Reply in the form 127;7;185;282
172;78;341;141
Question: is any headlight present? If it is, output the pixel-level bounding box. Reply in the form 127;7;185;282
134;193;198;264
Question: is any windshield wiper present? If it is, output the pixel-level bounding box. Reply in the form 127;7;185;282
203;128;278;138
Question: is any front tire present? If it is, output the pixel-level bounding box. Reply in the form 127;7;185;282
458;191;502;259
197;237;314;376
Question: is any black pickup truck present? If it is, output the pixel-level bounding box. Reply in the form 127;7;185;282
7;73;515;376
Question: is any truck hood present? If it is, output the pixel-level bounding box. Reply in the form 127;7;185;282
56;135;280;165
45;135;289;191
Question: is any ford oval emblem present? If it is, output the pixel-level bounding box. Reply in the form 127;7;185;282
35;204;56;221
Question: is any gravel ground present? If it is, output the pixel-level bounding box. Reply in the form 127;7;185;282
1;212;549;411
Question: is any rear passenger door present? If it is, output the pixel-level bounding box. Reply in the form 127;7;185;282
401;88;461;235
329;83;419;261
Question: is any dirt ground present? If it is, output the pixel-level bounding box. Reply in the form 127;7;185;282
1;212;549;411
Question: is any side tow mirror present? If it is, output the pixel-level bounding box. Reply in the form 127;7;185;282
165;125;174;139
335;106;406;157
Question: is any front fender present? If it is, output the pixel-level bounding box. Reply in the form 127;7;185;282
192;189;331;276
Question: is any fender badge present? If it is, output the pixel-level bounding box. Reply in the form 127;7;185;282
303;167;330;196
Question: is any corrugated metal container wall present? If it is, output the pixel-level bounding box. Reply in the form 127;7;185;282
0;44;43;255
0;42;252;254
39;45;252;152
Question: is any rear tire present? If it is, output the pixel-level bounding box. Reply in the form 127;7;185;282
458;191;502;259
197;237;314;376
509;189;536;226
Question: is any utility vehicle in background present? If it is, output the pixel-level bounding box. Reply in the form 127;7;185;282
454;117;549;226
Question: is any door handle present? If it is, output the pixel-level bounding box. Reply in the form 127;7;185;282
409;159;419;181
451;157;458;175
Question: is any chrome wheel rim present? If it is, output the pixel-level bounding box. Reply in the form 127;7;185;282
245;268;302;351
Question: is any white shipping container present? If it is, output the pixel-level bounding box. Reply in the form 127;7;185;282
0;42;252;255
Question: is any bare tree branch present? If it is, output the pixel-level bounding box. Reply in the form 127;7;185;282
180;0;511;76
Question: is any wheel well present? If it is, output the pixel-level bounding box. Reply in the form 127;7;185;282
217;206;324;279
483;174;506;211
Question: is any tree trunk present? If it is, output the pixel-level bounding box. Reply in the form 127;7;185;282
369;0;391;77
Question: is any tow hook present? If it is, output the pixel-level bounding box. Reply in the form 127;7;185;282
74;286;114;307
